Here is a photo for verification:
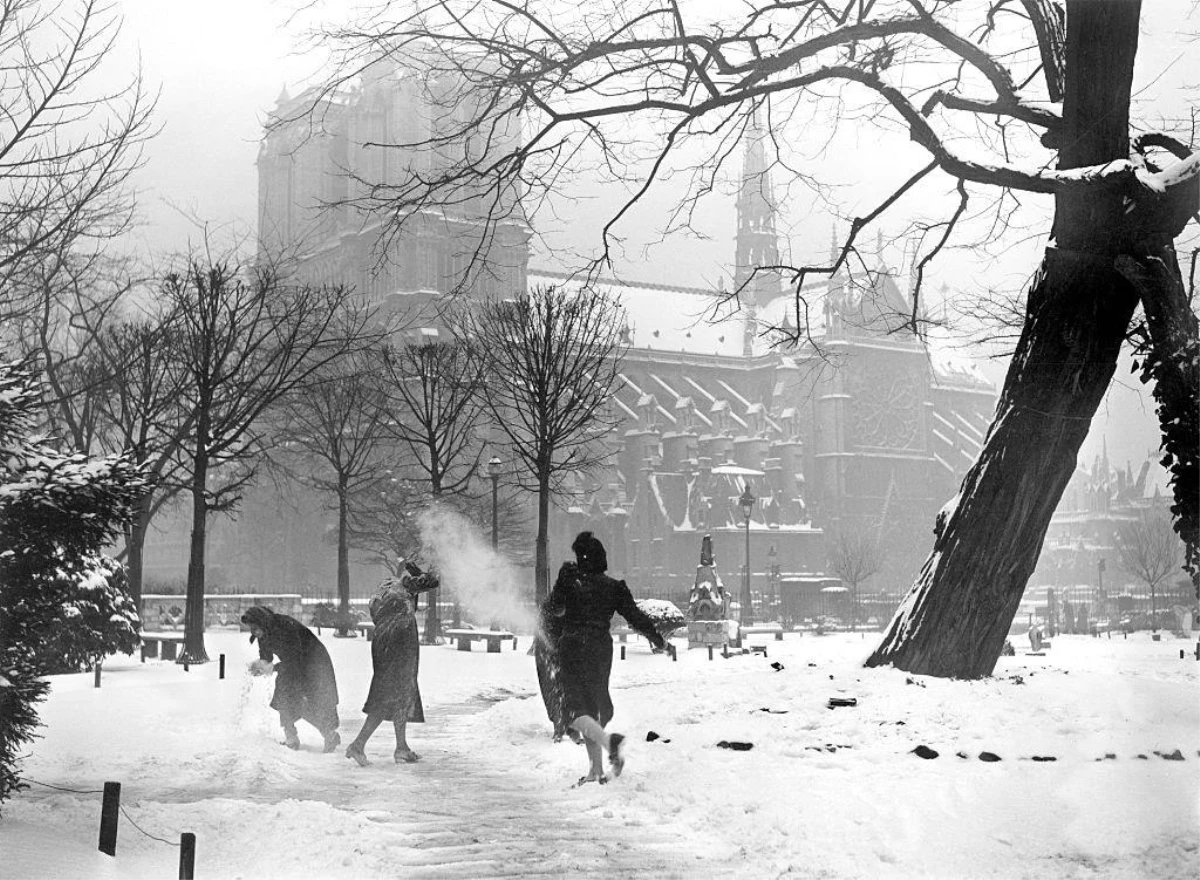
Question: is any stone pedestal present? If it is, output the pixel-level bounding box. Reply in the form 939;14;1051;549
688;619;737;649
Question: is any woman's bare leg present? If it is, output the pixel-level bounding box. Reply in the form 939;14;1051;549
569;715;610;781
346;715;384;766
393;720;419;763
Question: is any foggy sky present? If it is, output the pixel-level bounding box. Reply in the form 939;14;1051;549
106;0;1194;477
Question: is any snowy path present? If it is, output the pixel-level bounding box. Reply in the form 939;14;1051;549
6;630;1197;879
12;690;728;879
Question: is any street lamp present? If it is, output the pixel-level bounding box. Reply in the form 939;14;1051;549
767;544;779;624
738;483;755;626
487;456;502;550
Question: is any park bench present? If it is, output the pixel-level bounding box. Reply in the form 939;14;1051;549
740;624;785;641
444;628;518;653
357;621;376;641
141;632;185;662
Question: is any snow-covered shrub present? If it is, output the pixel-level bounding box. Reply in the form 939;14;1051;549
0;358;146;812
632;598;687;637
25;555;141;675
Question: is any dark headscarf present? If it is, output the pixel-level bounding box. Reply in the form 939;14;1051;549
241;606;275;642
571;531;608;574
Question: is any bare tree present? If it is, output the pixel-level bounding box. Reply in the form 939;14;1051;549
6;214;189;614
300;0;1198;678
81;311;194;607
164;257;384;663
826;524;882;632
454;286;624;604
0;0;154;322
379;338;488;641
276;349;394;636
1115;508;1186;632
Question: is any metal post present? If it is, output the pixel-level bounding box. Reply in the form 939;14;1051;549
491;475;499;550
98;781;120;856
219;654;226;680
179;832;196;879
742;516;752;626
93;664;102;689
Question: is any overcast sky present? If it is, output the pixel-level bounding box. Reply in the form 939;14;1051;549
106;0;1195;474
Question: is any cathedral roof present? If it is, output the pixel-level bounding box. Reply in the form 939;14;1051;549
526;268;993;396
527;269;831;358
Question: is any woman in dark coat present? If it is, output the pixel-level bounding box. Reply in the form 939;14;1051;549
540;531;666;785
241;606;340;752
345;562;439;766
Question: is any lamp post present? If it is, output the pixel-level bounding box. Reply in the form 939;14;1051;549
486;456;502;550
767;544;779;624
738;484;755;626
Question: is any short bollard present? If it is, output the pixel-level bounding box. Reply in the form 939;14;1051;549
620;645;626;660
179;832;196;879
94;664;102;689
183;660;190;672
707;645;713;661
98;781;120;856
670;644;677;662
219;654;226;680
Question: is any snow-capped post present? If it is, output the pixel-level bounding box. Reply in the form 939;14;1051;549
98;781;120;856
179;832;196;879
93;665;101;689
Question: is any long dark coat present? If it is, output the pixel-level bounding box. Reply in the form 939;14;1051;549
243;607;339;734
361;587;424;722
539;562;664;730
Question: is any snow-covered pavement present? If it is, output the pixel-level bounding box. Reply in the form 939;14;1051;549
2;628;1197;878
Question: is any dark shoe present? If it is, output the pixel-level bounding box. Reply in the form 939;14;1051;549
346;743;370;766
322;731;341;753
608;733;625;777
394;748;420;764
572;774;608;788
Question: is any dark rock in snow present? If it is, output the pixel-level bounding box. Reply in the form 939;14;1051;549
646;731;660;742
979;752;1002;762
827;697;857;708
771;662;785;671
912;745;939;759
1031;755;1057;762
717;740;754;751
1157;749;1185;761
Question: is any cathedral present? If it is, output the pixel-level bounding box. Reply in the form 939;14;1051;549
250;65;997;622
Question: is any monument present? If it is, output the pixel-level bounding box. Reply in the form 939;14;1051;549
687;535;737;649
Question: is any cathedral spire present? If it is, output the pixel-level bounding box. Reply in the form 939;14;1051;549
734;106;782;312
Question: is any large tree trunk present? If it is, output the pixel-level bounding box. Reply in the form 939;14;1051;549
535;472;550;607
125;492;154;612
182;453;210;663
867;1;1144;678
336;481;352;636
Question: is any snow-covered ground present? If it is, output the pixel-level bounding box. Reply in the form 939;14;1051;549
2;628;1197;879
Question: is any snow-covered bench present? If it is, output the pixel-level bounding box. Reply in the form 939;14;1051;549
141;632;185;662
740;624;785;641
444;628;517;653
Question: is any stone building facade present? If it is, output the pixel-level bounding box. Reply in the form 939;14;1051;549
196;70;998;620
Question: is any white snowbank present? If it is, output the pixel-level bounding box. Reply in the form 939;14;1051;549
1;628;1196;879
